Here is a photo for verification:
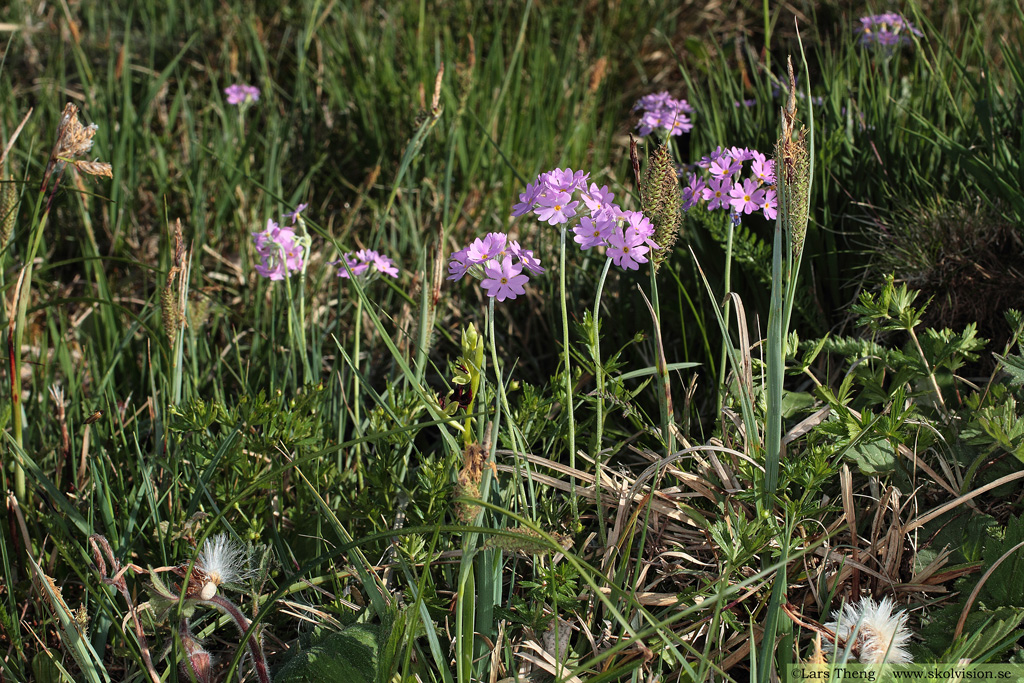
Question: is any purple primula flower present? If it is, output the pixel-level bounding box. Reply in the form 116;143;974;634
447;247;472;281
607;226;650;270
509;241;545;274
702;177;732;211
481;256;529;302
284;203;308;224
686;144;779;223
858;13;923;47
734;99;757;108
363;249;400;278
467;232;508;263
750;153;775;184
224;84;260;105
698;147;726;168
512;182;542;217
762;188;778;220
448;231;543;301
624;211;659;249
573;215;611;250
540;168;589;194
634;91;694;137
729;178;766;215
709;156;742;179
253;219;305;280
580;183;615;213
334;252;367;279
682;174;706;210
535;191;579;225
726;146;754;162
334;249;400;279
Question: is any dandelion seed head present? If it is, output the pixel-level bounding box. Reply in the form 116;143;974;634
195;534;250;596
824;596;913;665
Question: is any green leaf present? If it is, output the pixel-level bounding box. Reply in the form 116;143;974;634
781;390;815;418
274;624;381;683
274;605;420;683
996;353;1024;387
846;437;896;476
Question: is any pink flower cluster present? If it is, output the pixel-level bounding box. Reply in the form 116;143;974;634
573;209;659;271
252;219;305;280
333;250;400;279
683;146;777;221
448;232;544;302
224;84;260;105
857;13;923;47
633;91;695;137
511;167;662;270
511;167;591;226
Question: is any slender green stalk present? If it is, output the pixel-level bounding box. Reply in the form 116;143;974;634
12;189;52;503
297;269;310;382
352;295;363;439
717;216;735;413
283;275;298;389
649;262;674;457
489;298;529;510
907;325;949;417
763;213;785;504
295;216;313;383
761;54;812;683
592;257;612;545
558;226;578;527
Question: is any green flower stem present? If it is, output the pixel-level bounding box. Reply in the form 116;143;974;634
907;325;949;417
592;257;612;545
296;272;312;385
717;216;735;413
489;298;530;510
649;261;674;457
283;275;297;388
558;226;578;527
352;295;363;439
204;594;270;683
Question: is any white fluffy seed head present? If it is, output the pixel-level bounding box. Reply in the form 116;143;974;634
195;534;249;593
824;596;914;665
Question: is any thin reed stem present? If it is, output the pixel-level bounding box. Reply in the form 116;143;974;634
717;215;735;414
205;594;271;683
592;257;612;544
649;261;674;457
352;295;363;440
558;226;578;526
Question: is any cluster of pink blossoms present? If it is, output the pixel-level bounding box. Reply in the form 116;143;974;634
632;92;694;137
252;218;307;280
333;249;400;279
857;13;923;47
512;167;660;270
682;146;778;222
447;167;664;302
514;167;661;270
224;84;260;105
447;232;544;302
253;203;400;282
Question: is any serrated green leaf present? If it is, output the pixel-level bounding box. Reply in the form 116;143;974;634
996;353;1024;387
846;437;896;475
274;624;381;683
